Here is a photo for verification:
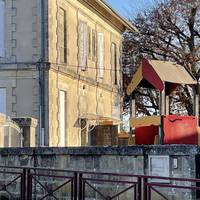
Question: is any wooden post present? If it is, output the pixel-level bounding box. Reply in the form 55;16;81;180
129;94;136;144
160;89;166;115
194;85;199;125
165;95;170;115
132;95;136;118
159;83;165;144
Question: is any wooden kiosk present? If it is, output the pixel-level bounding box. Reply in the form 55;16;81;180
127;58;199;145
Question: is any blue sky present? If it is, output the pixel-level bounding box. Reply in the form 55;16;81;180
106;0;156;18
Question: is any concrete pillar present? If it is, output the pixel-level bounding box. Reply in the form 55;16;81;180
0;114;6;147
12;117;38;147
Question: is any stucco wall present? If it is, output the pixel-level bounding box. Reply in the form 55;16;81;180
0;68;39;119
0;0;41;63
48;69;119;146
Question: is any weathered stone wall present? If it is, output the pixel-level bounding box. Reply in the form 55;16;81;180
0;145;197;199
0;145;196;175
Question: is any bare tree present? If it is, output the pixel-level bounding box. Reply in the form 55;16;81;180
123;0;200;116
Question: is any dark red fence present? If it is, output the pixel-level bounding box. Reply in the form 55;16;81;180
0;166;199;199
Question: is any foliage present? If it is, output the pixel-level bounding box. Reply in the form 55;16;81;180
123;0;200;116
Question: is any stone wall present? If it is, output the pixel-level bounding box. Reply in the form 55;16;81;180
0;145;198;199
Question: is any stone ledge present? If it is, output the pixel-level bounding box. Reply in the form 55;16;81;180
0;145;197;156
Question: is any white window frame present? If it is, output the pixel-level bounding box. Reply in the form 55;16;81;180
97;32;105;78
59;90;67;147
78;21;88;71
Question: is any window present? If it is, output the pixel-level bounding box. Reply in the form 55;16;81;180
88;26;91;59
97;33;104;78
0;88;6;114
59;90;67;147
92;29;96;60
0;0;5;57
111;43;117;85
58;8;67;63
78;21;88;70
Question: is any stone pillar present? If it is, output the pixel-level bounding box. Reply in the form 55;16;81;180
0;114;6;147
12;117;38;147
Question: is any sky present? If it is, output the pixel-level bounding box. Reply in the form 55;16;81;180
106;0;156;18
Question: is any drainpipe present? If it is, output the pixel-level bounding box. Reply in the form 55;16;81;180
38;0;46;146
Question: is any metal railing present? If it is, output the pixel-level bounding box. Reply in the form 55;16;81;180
0;166;199;199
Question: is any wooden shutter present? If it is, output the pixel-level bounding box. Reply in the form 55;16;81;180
111;43;117;85
97;33;104;78
58;8;67;63
0;0;5;57
88;26;91;60
92;30;96;61
78;21;88;70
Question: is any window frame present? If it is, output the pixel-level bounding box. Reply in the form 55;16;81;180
97;32;105;79
78;20;88;71
59;90;67;147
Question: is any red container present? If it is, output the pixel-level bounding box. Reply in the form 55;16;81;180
163;115;198;144
135;125;158;145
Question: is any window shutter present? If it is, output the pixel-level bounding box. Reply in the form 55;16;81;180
111;43;117;85
0;0;5;57
78;21;87;70
58;8;67;63
97;33;104;78
88;26;91;60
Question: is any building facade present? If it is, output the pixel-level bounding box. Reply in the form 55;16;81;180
0;0;135;146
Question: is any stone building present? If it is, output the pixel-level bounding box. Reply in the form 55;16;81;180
0;0;136;146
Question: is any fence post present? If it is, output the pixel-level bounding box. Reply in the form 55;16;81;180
143;177;148;200
147;186;151;200
27;169;32;200
20;168;26;200
137;177;142;200
78;173;83;200
73;172;78;200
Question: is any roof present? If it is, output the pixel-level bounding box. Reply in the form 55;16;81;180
127;59;197;95
149;60;196;85
79;0;137;32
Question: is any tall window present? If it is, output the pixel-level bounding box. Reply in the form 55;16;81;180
97;33;104;78
78;21;88;70
111;43;117;85
59;90;67;147
0;88;6;114
92;29;96;61
0;0;5;57
88;26;91;60
58;8;67;63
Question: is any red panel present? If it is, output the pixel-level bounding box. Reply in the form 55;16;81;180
163;115;198;145
135;125;159;145
142;58;164;91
